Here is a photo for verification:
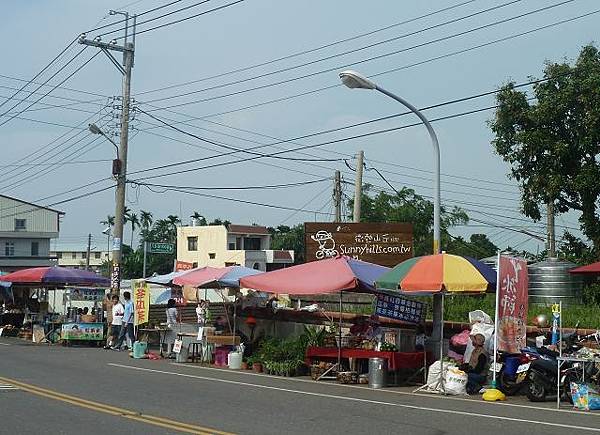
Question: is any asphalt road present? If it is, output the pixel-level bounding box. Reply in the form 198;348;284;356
0;338;599;435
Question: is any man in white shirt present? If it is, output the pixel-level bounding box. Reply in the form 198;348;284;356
105;294;123;349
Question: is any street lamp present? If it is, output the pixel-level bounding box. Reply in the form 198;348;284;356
339;69;443;352
89;123;121;177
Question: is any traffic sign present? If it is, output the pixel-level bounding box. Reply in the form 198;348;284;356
148;242;174;254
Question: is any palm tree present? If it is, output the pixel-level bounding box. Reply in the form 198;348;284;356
128;213;140;247
100;215;115;254
140;210;153;230
100;215;115;227
190;211;206;226
166;215;181;229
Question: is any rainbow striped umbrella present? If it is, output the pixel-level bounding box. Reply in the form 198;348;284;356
375;253;496;294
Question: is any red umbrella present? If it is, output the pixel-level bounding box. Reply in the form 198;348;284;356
0;266;109;286
239;256;389;295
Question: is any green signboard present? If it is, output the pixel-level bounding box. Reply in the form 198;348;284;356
148;242;174;254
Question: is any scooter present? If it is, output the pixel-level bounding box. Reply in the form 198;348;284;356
494;350;537;396
526;328;599;402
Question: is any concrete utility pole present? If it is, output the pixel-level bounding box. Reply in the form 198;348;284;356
79;13;135;294
333;170;342;222
547;201;556;257
86;233;92;271
353;151;364;223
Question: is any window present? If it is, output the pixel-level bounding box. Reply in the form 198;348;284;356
31;242;39;256
228;243;235;250
235;237;242;250
82;252;87;259
94;252;101;259
4;242;14;257
187;236;198;251
14;219;26;231
71;252;77;259
243;237;261;250
56;252;62;259
208;253;216;259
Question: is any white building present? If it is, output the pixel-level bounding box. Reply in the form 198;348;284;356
49;246;110;273
0;194;63;272
177;224;294;271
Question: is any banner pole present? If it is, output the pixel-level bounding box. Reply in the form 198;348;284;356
492;251;501;388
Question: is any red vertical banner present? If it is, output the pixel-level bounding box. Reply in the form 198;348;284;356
497;255;529;353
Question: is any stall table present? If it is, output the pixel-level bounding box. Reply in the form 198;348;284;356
306;346;428;383
138;327;169;356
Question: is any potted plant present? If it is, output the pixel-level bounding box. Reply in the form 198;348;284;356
252;360;263;373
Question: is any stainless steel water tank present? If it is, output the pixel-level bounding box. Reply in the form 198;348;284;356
528;258;583;304
368;357;387;389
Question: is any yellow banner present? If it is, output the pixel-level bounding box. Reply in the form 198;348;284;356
134;280;150;326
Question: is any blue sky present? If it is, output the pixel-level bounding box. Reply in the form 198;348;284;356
1;0;597;252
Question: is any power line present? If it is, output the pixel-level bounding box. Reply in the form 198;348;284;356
140;109;344;162
137;183;335;216
136;0;477;96
143;0;574;109
96;0;215;37
111;0;245;40
146;7;598;123
0;38;77;111
1;106;108;180
129;178;330;191
0;49;100;129
85;0;185;32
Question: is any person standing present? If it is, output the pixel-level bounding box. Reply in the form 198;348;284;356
105;295;124;349
165;299;179;357
112;291;134;351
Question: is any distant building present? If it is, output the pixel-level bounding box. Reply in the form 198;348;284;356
49;247;110;273
177;224;294;271
0;194;63;272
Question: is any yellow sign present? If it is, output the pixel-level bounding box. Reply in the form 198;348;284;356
134;280;150;326
551;303;561;315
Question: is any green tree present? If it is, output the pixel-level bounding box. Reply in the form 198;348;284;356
100;215;115;228
348;185;468;255
125;211;140;248
445;233;498;259
558;231;597;265
190;211;207;226
490;45;600;249
270;224;305;263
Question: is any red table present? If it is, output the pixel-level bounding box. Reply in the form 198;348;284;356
305;346;427;371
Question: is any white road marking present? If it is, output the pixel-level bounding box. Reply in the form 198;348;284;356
171;363;596;417
0;343;11;346
109;363;600;432
0;384;18;390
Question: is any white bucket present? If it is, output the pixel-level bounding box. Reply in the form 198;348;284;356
228;351;243;370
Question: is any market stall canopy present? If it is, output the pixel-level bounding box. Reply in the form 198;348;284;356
569;262;600;274
376;253;496;294
145;270;186;286
173;265;263;288
0;266;110;287
239;256;389;295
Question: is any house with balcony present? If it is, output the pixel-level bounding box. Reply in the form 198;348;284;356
0;194;63;272
177;224;294;271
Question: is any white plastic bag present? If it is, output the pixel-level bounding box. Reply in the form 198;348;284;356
445;368;468;395
425;360;456;392
464;310;495;362
469;310;492;325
